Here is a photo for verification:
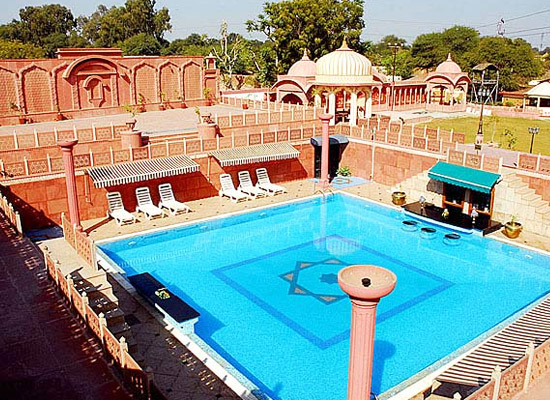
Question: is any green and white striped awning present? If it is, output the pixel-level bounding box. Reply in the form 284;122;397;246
428;161;500;194
87;155;199;188
209;142;300;167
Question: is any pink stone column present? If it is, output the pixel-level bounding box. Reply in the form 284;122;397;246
319;113;333;189
58;139;82;229
348;298;378;399
338;265;397;400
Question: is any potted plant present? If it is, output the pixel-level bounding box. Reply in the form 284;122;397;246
176;90;187;108
122;104;138;130
137;93;146;113
159;91;167;110
9;102;26;124
336;166;351;177
503;215;522;239
392;189;406;206
203;87;212;106
194;106;201;122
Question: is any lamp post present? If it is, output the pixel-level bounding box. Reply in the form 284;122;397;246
474;88;489;152
389;43;401;111
528;126;540;153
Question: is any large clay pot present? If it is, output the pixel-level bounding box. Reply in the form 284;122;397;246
503;221;522;239
392;191;406;206
197;123;217;140
120;130;142;148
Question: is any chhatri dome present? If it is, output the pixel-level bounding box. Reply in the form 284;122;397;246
287;49;316;77
315;39;373;85
435;53;462;74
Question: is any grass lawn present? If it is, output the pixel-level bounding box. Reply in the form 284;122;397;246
423;116;550;156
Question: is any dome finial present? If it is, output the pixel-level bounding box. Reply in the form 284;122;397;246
301;48;310;60
341;37;349;50
447;53;452;61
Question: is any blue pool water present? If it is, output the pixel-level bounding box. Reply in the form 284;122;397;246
100;194;550;400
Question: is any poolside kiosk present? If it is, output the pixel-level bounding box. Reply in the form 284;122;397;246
427;161;501;229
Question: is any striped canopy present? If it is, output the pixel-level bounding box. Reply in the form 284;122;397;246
87;155;199;188
209;142;300;167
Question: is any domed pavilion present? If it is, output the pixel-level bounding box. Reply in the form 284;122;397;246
272;43;471;123
425;54;470;111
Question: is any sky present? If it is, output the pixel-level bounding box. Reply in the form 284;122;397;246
1;0;549;49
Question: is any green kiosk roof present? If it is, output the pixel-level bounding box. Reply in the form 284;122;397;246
428;161;501;194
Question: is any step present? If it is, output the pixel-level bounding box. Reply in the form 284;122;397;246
504;175;523;184
515;187;533;195
532;199;550;209
89;295;119;313
535;207;550;216
108;321;131;336
103;307;126;327
522;193;540;202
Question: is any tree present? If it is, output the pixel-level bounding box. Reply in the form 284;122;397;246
0;4;76;57
79;0;171;48
247;0;365;77
411;32;445;72
476;36;543;90
0;39;45;59
212;22;249;90
121;33;161;56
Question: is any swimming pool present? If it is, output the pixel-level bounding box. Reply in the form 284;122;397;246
99;193;550;400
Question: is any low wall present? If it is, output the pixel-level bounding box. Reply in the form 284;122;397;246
5;143;314;229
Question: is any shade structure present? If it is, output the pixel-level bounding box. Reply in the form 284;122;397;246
208;142;300;167
310;135;350;147
87;155;199;188
428;161;500;194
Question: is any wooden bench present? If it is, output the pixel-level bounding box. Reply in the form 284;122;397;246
128;273;200;333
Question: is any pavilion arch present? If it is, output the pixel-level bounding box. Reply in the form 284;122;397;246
281;93;303;105
182;60;202;100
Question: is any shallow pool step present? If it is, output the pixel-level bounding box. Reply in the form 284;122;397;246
437;295;550;387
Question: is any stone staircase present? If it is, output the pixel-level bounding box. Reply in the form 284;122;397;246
69;269;137;352
493;172;550;237
392;169;550;237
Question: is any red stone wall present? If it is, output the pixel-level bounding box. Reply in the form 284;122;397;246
341;141;439;185
0;49;218;125
5;143;313;229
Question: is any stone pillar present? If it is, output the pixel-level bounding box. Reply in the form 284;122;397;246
338;265;396;400
58;140;81;230
349;91;358;126
319;113;332;189
365;94;373;118
314;94;321;108
328;92;336;125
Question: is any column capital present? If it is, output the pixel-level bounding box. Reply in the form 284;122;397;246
319;113;333;122
58;139;78;151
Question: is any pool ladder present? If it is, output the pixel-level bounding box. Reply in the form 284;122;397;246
313;181;335;198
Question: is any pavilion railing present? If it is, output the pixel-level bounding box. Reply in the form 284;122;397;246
61;212;97;270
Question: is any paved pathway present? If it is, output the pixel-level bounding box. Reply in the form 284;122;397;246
0;217;131;400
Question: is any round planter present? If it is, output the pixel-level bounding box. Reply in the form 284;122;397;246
125;118;137;131
120;130;142;148
392;191;406;206
503;221;522;239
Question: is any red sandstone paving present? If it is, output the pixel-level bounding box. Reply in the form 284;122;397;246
0;219;131;400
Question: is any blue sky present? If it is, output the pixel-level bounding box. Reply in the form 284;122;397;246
2;0;549;48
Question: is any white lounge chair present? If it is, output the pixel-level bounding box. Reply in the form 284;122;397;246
106;192;136;226
238;171;268;199
135;187;165;220
255;168;286;195
158;183;191;215
219;174;249;202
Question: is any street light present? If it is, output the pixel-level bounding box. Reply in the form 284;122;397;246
388;43;401;111
528;126;540;153
475;87;490;152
